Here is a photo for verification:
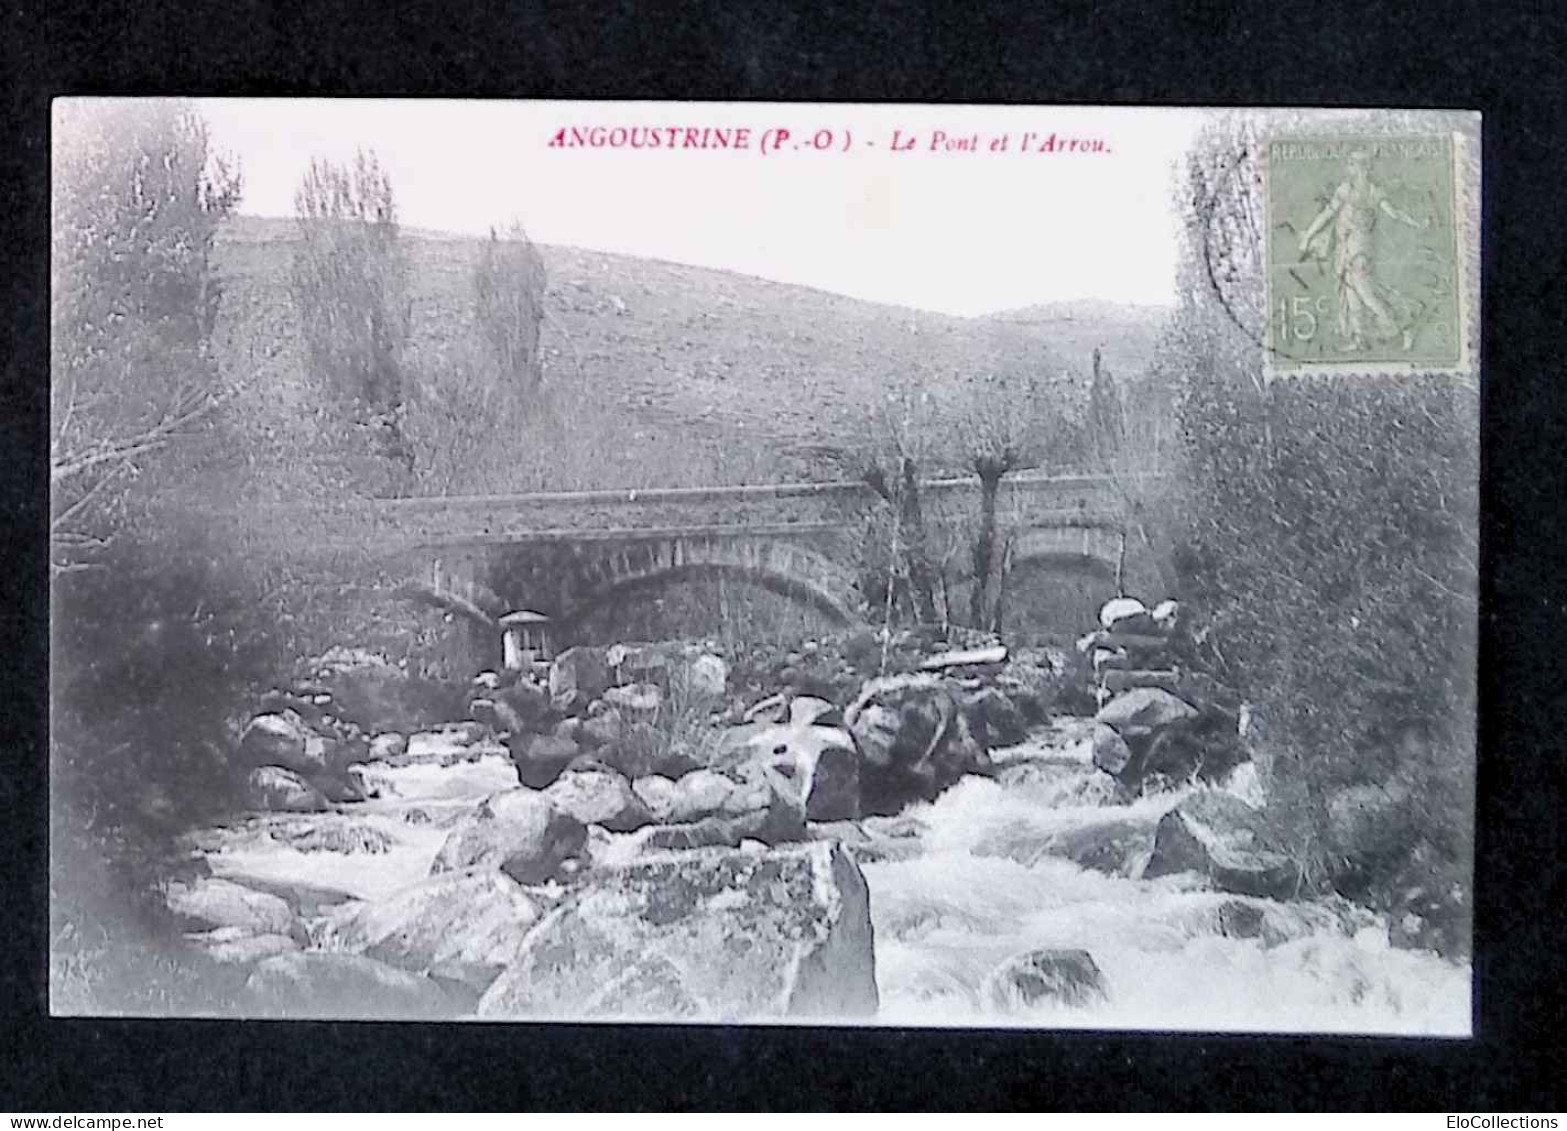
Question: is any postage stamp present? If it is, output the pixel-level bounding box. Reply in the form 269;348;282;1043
1264;134;1467;375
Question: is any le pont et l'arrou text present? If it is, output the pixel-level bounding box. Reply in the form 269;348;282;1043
546;125;1111;157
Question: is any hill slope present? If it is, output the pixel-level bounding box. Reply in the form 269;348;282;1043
211;216;1170;495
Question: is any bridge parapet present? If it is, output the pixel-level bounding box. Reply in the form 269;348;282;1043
355;471;1132;550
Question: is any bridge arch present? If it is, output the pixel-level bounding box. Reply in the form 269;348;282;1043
1009;524;1125;578
1004;526;1126;635
558;535;861;633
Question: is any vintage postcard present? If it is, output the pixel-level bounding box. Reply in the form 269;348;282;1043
49;100;1479;1034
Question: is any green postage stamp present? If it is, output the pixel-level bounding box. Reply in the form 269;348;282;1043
1265;134;1469;375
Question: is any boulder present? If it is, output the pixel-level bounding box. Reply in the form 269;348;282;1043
243;766;329;812
256;688;329;727
1101;669;1183;695
788;696;841;727
1040;816;1156;876
632;774;680;822
477;841;877;1021
549;646;610;711
666;769;740;824
163;876;298;938
338;868;543;986
318;656;465;734
717;701;858;814
845;673;989;816
802;740;860;823
577;707;624;750
1092;723;1134;776
734;709;861;822
506;731;581;790
544;766;654;833
431;788;587;884
803;819;924;865
238;712;323;774
307;769;368;805
742;693;790;725
681;653;729;700
603;681;664;721
1092;648;1130;672
1098;597;1148;631
273;816;393;855
497;680;551;729
633;762;807;850
610;643;672;689
984;948;1108;1011
919;644;1009;671
244;951;460;1020
1105;610;1161;637
185;927;301;966
368;732;409;762
1084;630;1173;656
1096;687;1199;733
442;720;489;746
653;738;704;779
469;697;510;734
961;687;1029;749
1214;899;1268;940
595;720;666;780
1143;790;1301;899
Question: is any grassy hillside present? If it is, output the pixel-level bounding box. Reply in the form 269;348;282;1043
207;215;1170;499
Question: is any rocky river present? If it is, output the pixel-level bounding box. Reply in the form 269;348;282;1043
167;709;1470;1033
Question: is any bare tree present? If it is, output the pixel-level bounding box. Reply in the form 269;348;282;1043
953;366;1073;630
823;361;1079;632
817;380;946;626
474;222;547;394
291;150;413;490
405;222;549;495
50;100;242;574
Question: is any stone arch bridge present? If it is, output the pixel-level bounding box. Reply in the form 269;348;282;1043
317;472;1161;648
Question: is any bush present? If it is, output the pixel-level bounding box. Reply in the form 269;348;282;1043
52;508;297;837
1162;118;1478;951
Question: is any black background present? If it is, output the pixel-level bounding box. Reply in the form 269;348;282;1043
3;0;1564;1112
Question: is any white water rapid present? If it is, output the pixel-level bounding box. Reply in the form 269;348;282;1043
183;720;1470;1032
863;720;1472;1035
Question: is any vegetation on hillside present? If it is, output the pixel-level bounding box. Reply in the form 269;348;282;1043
210;215;1157;500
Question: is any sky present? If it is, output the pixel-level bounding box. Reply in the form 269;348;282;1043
190;99;1201;317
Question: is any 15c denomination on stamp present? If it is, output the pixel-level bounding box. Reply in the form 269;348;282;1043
1265;134;1468;376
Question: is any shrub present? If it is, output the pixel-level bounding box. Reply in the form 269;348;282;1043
1161;117;1478;950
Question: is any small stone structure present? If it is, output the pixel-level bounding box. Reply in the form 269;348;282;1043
499;610;554;669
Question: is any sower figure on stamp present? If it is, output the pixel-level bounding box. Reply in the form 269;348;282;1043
1297;148;1431;352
